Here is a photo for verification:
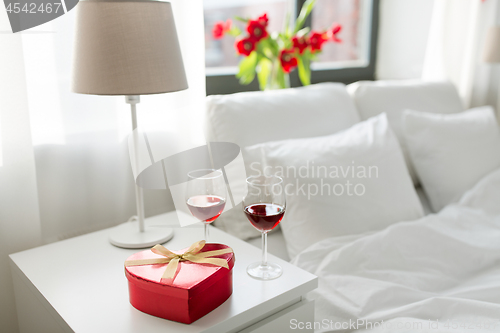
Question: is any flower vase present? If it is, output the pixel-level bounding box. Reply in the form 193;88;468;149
265;60;290;90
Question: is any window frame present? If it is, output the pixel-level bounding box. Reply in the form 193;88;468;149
205;0;380;95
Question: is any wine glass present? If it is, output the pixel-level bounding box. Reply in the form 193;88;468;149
186;169;226;242
243;175;286;280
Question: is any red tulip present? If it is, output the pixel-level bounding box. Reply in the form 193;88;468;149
309;31;328;52
280;49;298;73
329;23;342;43
258;13;269;27
212;19;232;39
235;37;257;56
246;20;268;42
292;36;309;54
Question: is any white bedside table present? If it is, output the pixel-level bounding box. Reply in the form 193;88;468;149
9;212;318;333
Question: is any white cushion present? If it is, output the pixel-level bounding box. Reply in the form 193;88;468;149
402;106;500;212
247;113;424;258
205;83;361;240
347;80;464;184
206;82;360;147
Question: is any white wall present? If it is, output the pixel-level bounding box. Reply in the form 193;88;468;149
376;0;435;80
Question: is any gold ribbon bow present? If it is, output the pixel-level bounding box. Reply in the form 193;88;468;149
125;240;233;281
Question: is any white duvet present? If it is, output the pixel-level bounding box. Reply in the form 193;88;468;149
292;168;500;332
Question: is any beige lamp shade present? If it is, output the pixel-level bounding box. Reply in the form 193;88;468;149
483;26;500;63
72;0;188;95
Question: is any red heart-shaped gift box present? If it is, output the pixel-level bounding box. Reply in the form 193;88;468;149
125;243;235;324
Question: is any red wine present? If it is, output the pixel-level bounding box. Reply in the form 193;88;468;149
244;203;285;232
186;195;226;223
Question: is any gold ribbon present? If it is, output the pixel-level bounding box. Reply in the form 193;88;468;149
125;240;233;281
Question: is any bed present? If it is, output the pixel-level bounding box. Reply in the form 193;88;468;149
248;186;434;262
292;168;500;332
205;80;500;332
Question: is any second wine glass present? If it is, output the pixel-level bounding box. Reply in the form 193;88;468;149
243;174;286;280
186;169;226;242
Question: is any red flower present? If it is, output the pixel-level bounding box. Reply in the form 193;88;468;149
309;31;328;52
328;23;342;43
235;37;257;56
292;36;309;54
280;49;298;73
246;20;268;41
212;19;232;39
258;13;269;27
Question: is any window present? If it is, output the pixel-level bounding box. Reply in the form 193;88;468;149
204;0;379;95
311;0;372;69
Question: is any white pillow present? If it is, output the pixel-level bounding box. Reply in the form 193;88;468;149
402;106;500;212
347;80;464;185
205;82;360;148
247;113;424;258
206;83;361;240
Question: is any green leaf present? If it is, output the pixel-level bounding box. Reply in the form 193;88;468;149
262;36;279;58
256;40;270;61
296;27;311;38
234;16;249;23
284;11;291;38
294;0;316;35
297;56;311;86
236;51;258;85
257;57;272;90
277;33;292;49
227;27;242;37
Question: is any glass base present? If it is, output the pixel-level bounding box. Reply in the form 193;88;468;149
247;261;282;280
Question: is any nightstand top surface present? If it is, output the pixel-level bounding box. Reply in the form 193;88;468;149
10;212;317;333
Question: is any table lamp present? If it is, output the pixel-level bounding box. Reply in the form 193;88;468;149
72;0;188;248
483;26;500;121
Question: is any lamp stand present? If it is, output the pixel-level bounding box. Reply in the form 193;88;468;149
108;95;174;248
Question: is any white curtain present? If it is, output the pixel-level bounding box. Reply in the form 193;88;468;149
0;1;206;332
422;0;500;111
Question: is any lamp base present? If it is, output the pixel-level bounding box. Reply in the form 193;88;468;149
109;218;174;249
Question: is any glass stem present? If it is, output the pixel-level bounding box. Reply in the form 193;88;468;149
204;222;209;242
261;232;268;267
